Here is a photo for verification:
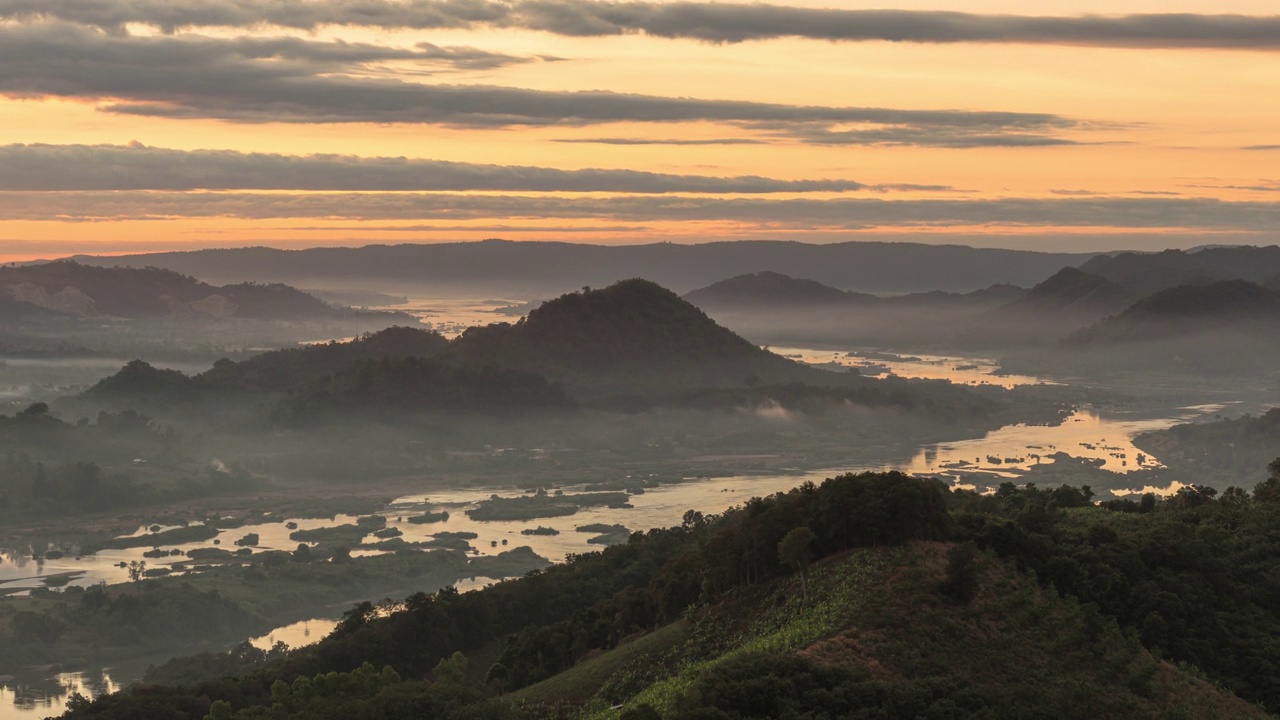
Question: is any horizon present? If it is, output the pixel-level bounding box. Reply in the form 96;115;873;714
4;235;1277;267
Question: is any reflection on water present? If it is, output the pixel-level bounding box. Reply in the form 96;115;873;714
249;618;339;652
370;297;525;338
900;405;1235;482
388;470;876;565
770;346;1052;389
0;670;119;720
0;514;370;594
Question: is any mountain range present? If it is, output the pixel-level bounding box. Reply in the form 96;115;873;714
80;279;1005;423
67;239;1091;295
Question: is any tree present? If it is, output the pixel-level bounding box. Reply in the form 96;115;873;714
19;402;49;417
778;526;816;601
434;651;469;683
127;560;147;584
1254;458;1280;503
204;699;232;720
1220;486;1251;509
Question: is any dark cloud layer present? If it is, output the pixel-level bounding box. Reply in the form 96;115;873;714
0;143;881;193
6;191;1280;232
3;1;1278;49
0;23;1081;146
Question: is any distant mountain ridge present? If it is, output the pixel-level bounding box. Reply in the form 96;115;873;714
79;279;1011;421
992;267;1136;322
0;261;338;320
1081;246;1280;294
83;280;819;413
68;239;1093;295
682;271;877;310
1069;279;1280;344
684;271;1027;312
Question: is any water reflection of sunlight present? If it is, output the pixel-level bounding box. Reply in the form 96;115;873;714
1112;481;1191;498
1;670;119;720
769;346;1053;389
249;618;338;652
900;407;1176;478
373;297;526;338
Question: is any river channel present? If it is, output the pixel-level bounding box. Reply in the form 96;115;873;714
2;327;1273;718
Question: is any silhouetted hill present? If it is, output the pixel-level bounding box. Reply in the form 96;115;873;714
446;280;801;386
1069;280;1280;344
68;239;1092;295
84;359;201;401
83;327;451;406
0;261;339;320
201;326;449;391
1080;246;1280;294
886;283;1027;309
995;267;1135;320
683;271;877;310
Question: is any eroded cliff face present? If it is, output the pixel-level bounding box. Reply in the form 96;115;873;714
177;294;238;318
7;282;98;316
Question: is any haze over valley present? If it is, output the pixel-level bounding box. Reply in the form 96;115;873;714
5;2;1280;718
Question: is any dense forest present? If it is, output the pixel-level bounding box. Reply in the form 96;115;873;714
54;461;1280;719
0;402;249;520
1134;408;1280;483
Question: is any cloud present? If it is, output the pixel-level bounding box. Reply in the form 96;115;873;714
1243;145;1280;151
0;23;1082;146
754;122;1084;148
0;142;882;193
507;5;1280;49
4;2;1280;50
553;137;768;146
6;191;1280;232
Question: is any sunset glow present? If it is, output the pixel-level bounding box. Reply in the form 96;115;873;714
3;0;1280;259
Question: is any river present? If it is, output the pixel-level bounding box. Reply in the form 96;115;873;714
2;317;1274;718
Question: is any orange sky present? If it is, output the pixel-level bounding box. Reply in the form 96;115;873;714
2;0;1280;260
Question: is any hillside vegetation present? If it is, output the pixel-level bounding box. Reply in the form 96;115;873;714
57;465;1280;719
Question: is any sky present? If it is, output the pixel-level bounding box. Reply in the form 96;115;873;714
2;0;1280;261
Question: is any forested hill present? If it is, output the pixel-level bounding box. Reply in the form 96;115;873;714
85;326;450;398
991;266;1135;322
1069;279;1280;344
1081;245;1280;294
60;468;1280;720
0;261;339;320
682;271;876;310
444;279;807;385
200;326;451;391
1134;408;1280;483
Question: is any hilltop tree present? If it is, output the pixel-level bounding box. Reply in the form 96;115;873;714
778;526;816;601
